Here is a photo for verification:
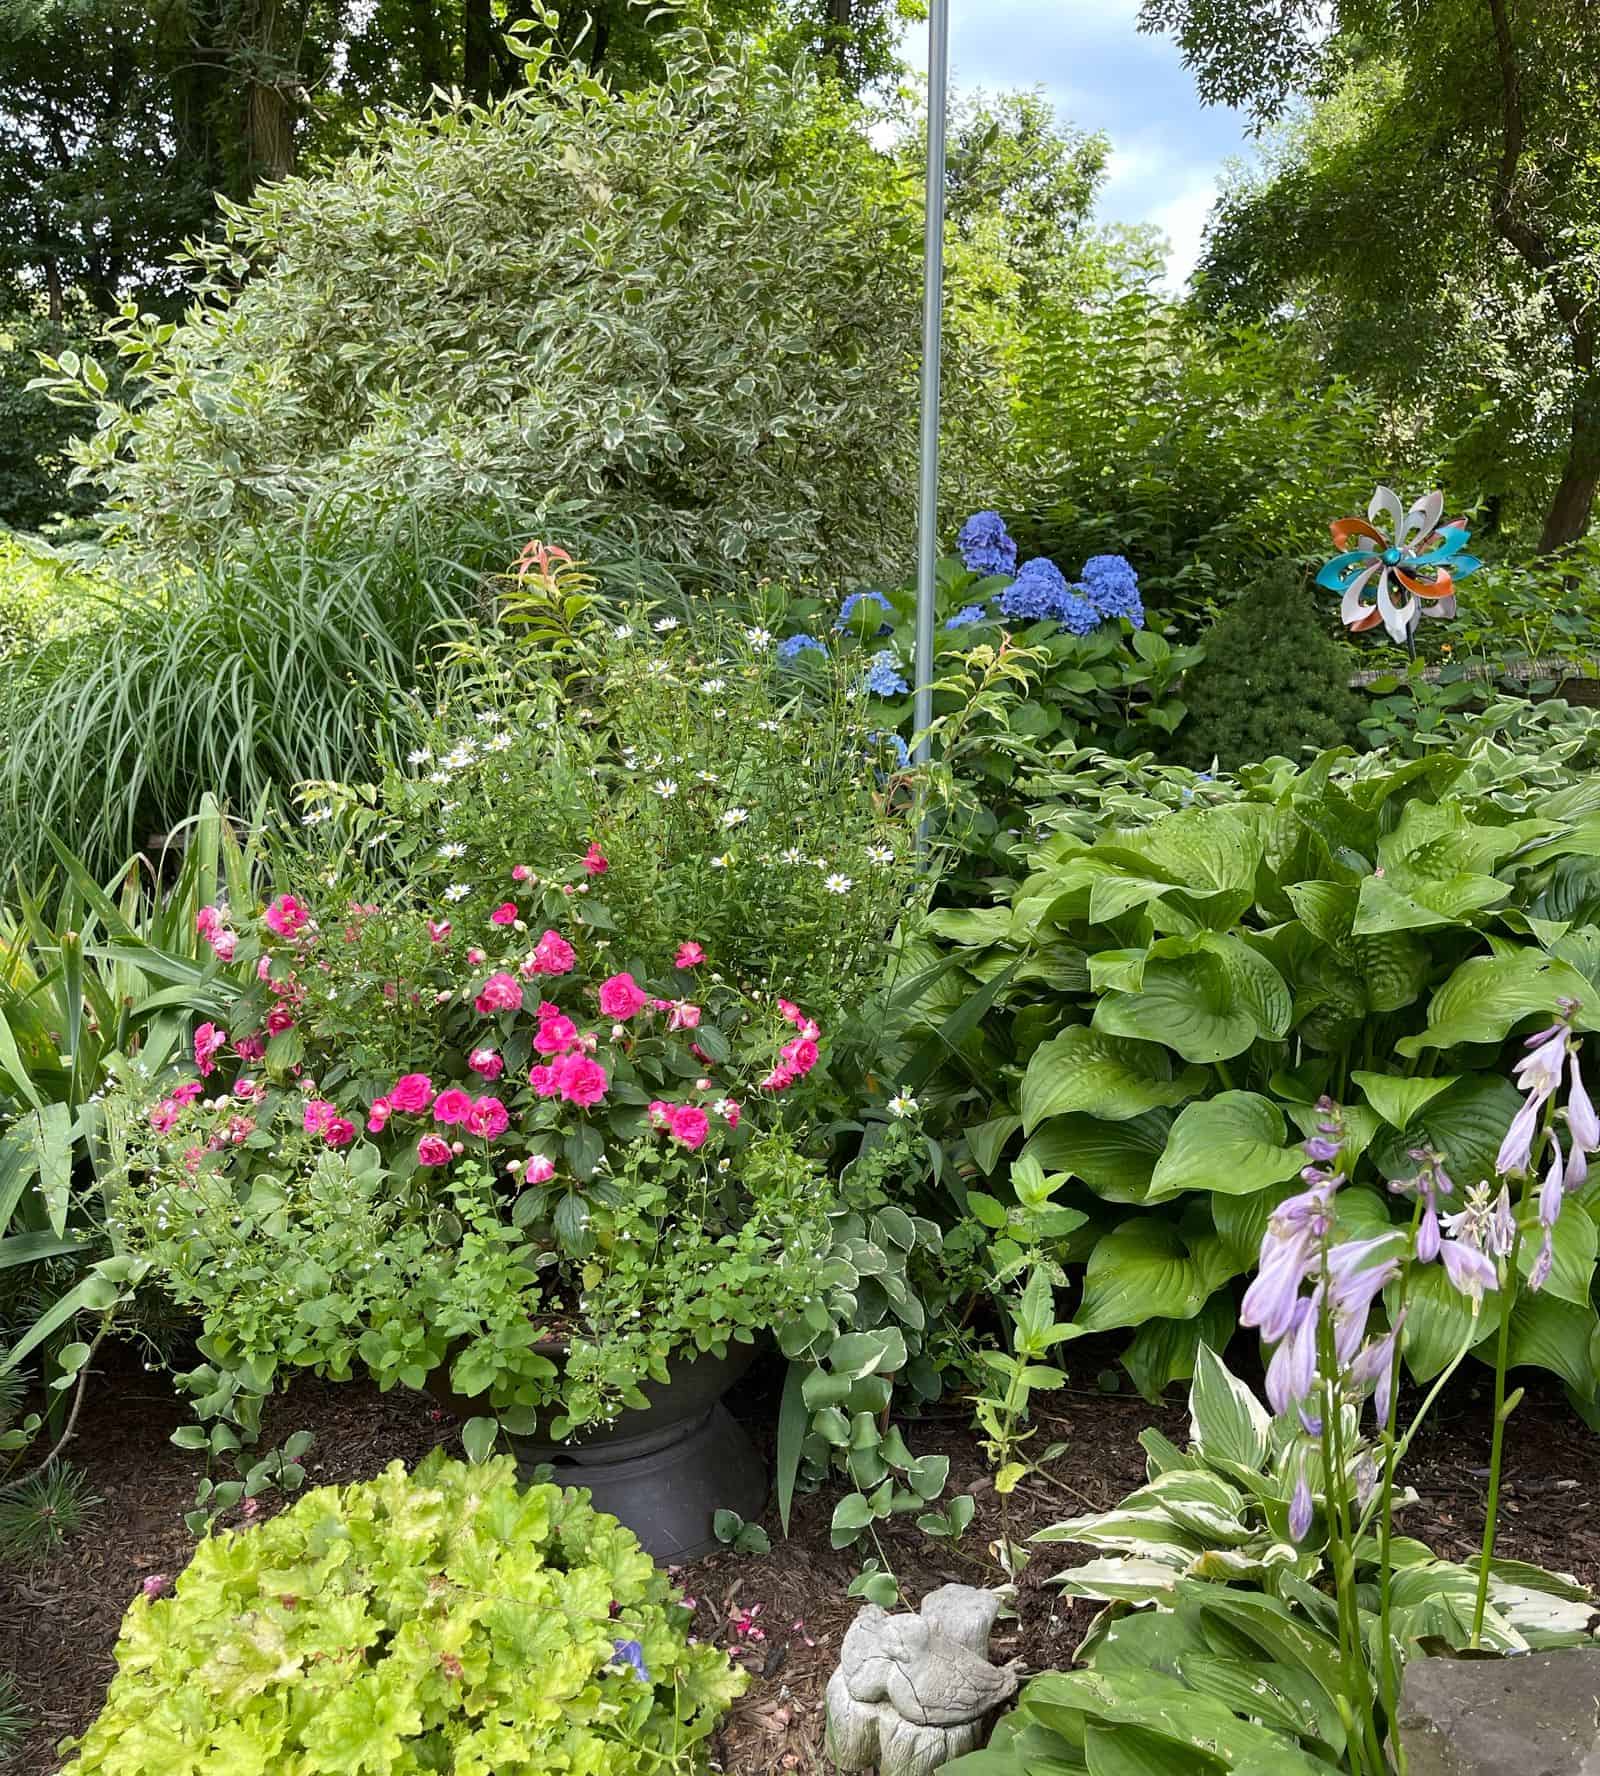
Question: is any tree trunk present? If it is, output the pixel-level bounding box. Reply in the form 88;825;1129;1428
411;0;449;92
463;0;494;103
1539;381;1600;553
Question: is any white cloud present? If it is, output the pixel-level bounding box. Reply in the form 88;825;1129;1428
1147;176;1222;290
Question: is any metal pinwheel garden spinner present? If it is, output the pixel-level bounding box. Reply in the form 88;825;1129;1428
1317;486;1482;646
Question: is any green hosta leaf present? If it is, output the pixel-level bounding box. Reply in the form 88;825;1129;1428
1519;1198;1597;1310
1506;1292;1600;1397
1084;1722;1229;1776
1283;880;1428;1012
1354;870;1508;934
1023;1110;1170;1203
1146;1093;1305;1203
1094;938;1290;1064
1390;1261;1497;1383
1369;1074;1523;1190
1021;1029;1204;1131
1071;1220;1236;1337
1173;1654;1345;1755
1187;1345;1270;1476
1121;1296;1235;1404
1351;1071;1460;1133
1398;949;1597;1054
1211;1183;1297;1270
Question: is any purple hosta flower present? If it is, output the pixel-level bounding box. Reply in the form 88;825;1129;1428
1392;1147;1453;1262
1491;1184;1517;1257
1440;1236;1499;1303
1304;1135;1341;1164
957;511;1018;578
1529;1235;1555;1293
1538;1135;1566;1231
1289;1469;1314;1542
1350;1312;1406;1428
1327;1236;1401;1365
1264;1292;1320;1416
1241;1183;1335;1341
1496;1092;1545;1179
1567;1046;1599;1149
1499;1019;1577;1175
611;1638;651;1683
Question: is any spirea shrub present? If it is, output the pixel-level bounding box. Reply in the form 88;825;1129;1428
59;1452;745;1776
43;26;1002;580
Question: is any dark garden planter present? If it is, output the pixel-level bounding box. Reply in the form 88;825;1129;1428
424;1340;768;1561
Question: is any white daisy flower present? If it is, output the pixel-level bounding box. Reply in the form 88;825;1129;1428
710;852;733;870
721;808;749;828
781;847;805;864
614;623;635;639
443;745;475;770
647;660;672;677
437;843;467;860
443;883;471;902
301;808;332;826
487;732;513;752
824;874;854;895
654;616;679;633
702;677;726;693
428;771;451;784
475;710;502;725
867;843;895;865
407;747;433;764
745;627;773;651
887;1094;920;1119
653;779;678;799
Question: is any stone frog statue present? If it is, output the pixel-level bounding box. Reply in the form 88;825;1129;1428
825;1584;1025;1776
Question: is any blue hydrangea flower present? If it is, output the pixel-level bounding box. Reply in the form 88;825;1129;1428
611;1639;651;1683
998;558;1074;623
945;604;989;629
1057;589;1100;636
863;651;910;697
835;590;894;635
868;730;912;771
957;511;1019;578
1081;554;1145;628
777;633;827;662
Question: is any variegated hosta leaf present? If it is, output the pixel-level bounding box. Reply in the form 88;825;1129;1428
1051;1555;1184;1604
1487;1577;1598;1643
1033;1508;1201;1564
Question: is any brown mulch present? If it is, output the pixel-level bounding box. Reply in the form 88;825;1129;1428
2;1350;1598;1775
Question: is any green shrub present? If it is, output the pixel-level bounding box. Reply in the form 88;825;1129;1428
917;737;1600;1404
59;1451;745;1775
1176;571;1366;770
0;529;96;658
42;24;1003;582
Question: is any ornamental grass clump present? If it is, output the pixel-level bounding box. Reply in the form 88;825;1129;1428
59;1451;745;1776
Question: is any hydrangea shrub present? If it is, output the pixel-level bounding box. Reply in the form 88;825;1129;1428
60;1453;744;1775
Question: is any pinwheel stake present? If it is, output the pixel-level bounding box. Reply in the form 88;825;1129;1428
1318;486;1483;653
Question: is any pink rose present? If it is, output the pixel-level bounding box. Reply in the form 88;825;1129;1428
209;927;238;961
475;972;524;1015
720;1100;742;1130
303;1099;337;1136
265;1004;296;1036
433;1088;474;1126
530;929;576;975
761;1065;798;1092
191;1022;226;1072
598;972;650;1020
777;998;803;1026
426;919;452;944
466;1096;510;1139
781;1036;819;1076
234;1033;265;1062
388;1073;434;1113
534;1014;579;1056
467;947;485;966
367;1097;392;1134
148;1100;181;1134
263;893;309;940
196;905;220;940
512;864;533;882
324;1118;357;1148
468;1048;504;1080
489;902;518;927
667;1105;710;1150
555;1052;609;1108
667;1001;702;1032
417;1135;452;1167
170;1081;204;1107
524;1154;556;1184
674;942;705;969
528;1063;560;1098
583;842;609;876
648;1100;673;1130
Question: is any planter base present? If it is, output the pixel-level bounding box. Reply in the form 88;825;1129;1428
511;1401;767;1561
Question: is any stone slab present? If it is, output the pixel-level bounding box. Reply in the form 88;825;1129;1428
1397;1649;1600;1776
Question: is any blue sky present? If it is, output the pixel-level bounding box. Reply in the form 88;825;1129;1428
899;1;1258;288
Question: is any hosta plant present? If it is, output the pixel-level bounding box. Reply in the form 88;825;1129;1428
59;1451;745;1776
919;737;1600;1405
944;1345;1595;1776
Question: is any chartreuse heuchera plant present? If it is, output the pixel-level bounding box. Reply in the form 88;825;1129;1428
920;735;1600;1406
944;1089;1598;1776
59;1452;744;1775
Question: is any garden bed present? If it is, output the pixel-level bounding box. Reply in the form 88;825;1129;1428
4;1350;1599;1776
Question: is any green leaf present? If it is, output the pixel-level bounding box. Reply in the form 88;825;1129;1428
776;1360;807;1537
1519;1199;1597;1310
1021;1028;1204;1131
1391;1261;1496;1383
460;1416;499;1463
1121;1297;1235;1404
1146;1093;1305;1203
1507;1292;1600;1397
1023;1110;1169;1203
1187;1345;1270;1475
1370;1074;1524;1190
1072;1221;1237;1337
1093;937;1290;1064
1398;949;1597;1054
1351;1071;1460;1132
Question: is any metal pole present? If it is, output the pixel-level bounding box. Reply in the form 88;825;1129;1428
912;0;948;770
